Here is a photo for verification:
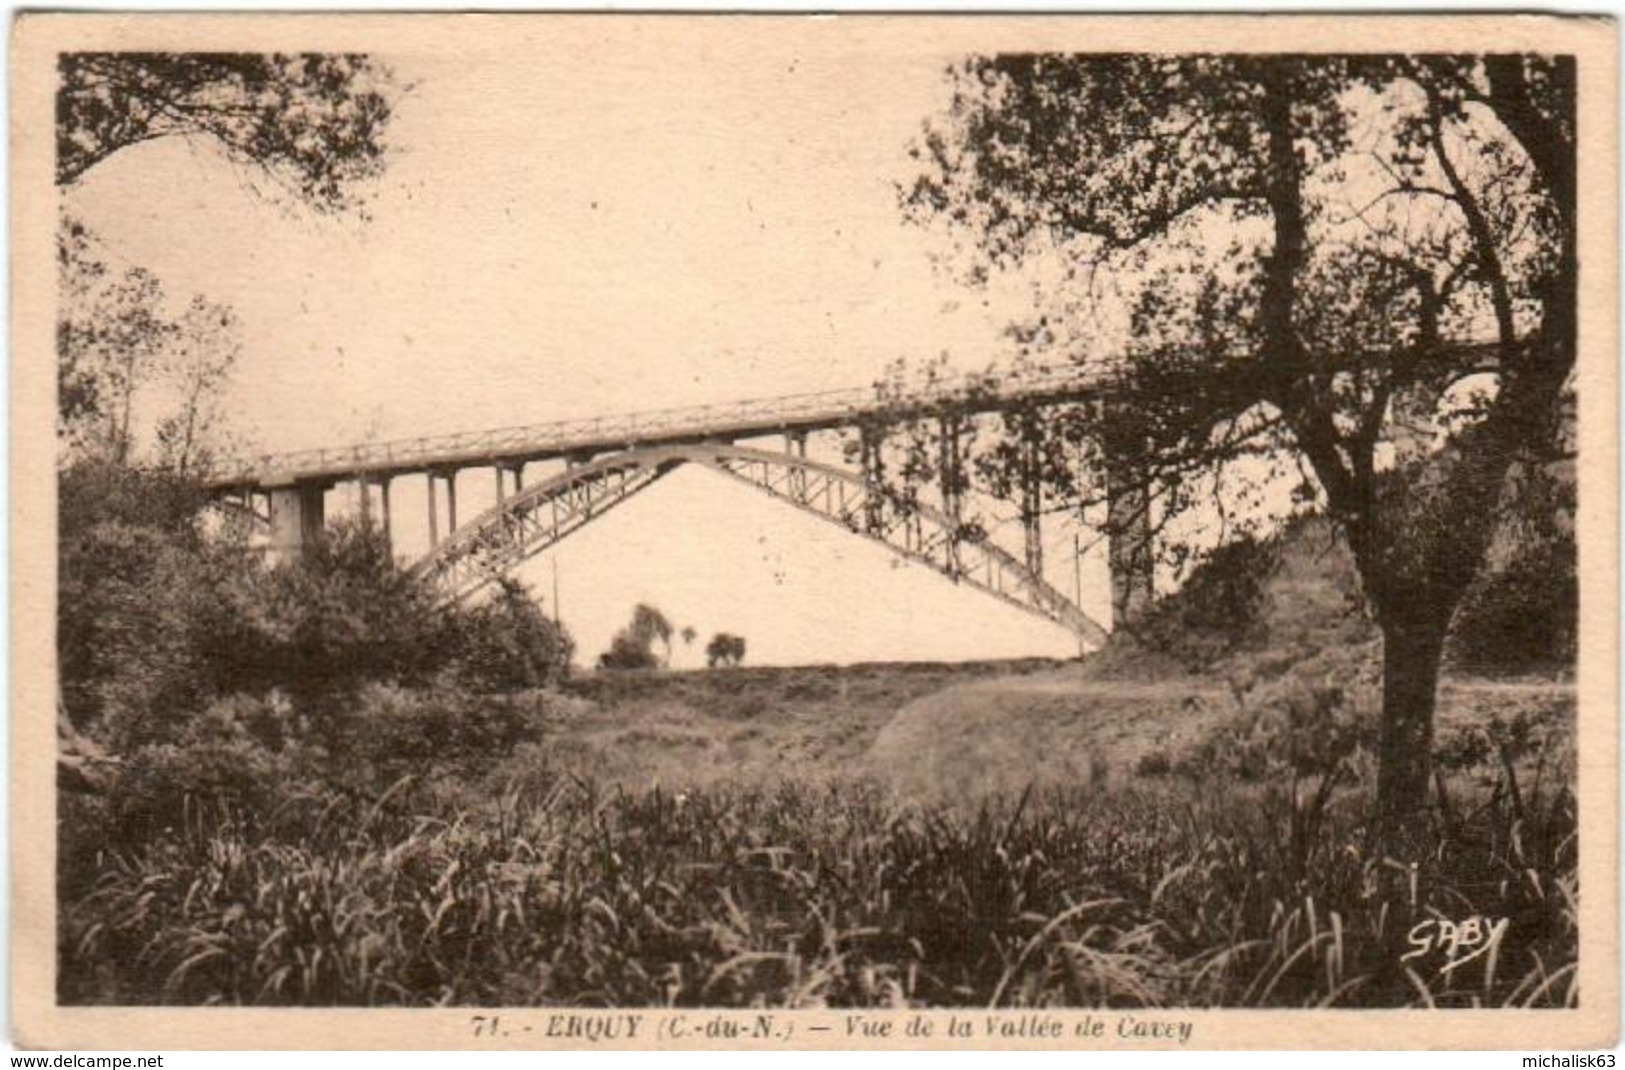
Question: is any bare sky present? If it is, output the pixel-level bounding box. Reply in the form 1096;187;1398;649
65;27;1103;665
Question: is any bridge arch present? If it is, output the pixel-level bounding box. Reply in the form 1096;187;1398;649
410;442;1109;645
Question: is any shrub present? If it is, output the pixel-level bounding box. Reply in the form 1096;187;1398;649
1132;530;1285;670
1134;750;1172;777
332;683;549;787
598;603;673;670
1178;682;1374;787
204;520;454;706
706;632;747;668
1448;462;1576;675
448;578;573;690
57;460;251;748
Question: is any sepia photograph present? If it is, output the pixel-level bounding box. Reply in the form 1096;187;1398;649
8;11;1618;1051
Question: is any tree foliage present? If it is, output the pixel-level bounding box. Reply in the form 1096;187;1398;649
55;51;398;466
204;521;449;708
705;633;747;669
57;52;395;214
903;54;1576;854
59;464;575;751
57;217;241;468
598;603;675;671
451;578;574;691
58;460;237;748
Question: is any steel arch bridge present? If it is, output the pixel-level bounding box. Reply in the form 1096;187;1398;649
205;362;1157;640
410;442;1109;644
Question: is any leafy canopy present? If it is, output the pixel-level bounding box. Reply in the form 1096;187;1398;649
57;52;395;213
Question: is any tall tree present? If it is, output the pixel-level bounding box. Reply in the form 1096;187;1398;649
57;218;242;467
904;54;1576;856
56;216;171;462
55;51;397;464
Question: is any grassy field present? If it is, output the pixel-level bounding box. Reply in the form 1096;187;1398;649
59;653;1575;1008
58;523;1577;1008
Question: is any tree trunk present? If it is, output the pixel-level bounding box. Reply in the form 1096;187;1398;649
1375;617;1448;860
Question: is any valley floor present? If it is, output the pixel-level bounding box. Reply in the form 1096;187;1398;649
59;656;1578;1008
542;659;1574;803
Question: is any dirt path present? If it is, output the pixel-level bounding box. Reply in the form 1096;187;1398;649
865;666;1231;800
863;667;1575;802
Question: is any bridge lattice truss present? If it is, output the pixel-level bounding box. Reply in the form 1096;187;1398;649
411;443;1110;645
210;361;1132;642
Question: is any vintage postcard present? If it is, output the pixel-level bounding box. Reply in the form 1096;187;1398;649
9;11;1619;1051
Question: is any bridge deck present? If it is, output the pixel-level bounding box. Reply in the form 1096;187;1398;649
206;361;1108;489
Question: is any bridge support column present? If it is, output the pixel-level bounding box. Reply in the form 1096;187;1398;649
1021;438;1044;580
1106;467;1154;628
426;472;440;549
355;475;372;528
939;415;964;575
859;426;884;534
785;432;808;498
424;470;461;544
497;463;524;502
268;481;327;564
377;477;392;548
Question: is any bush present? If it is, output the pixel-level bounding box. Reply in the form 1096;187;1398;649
204;520;454;706
64;472;578;749
1134;750;1172;777
1178;682;1375;786
1448;460;1576;674
332;683;549;787
706;632;747;668
447;578;573;690
57;460;251;748
1133;530;1285;669
60;465;460;748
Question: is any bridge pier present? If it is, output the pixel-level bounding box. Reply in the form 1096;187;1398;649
352;475;393;549
423;470;461;548
377;476;392;547
939;414;964;575
859;426;884;534
268;481;328;564
784;432;808;498
1021;437;1044;580
496;462;525;502
1106;468;1154;627
426;471;440;548
354;475;372;529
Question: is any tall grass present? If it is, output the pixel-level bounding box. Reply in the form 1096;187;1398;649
60;757;1575;1008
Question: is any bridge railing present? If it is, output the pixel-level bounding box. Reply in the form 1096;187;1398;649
205;360;1108;488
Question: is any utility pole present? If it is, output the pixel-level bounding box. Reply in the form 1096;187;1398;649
1074;531;1085;660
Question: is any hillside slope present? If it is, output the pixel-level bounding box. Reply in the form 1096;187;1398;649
510;515;1573;801
864;516;1574;801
